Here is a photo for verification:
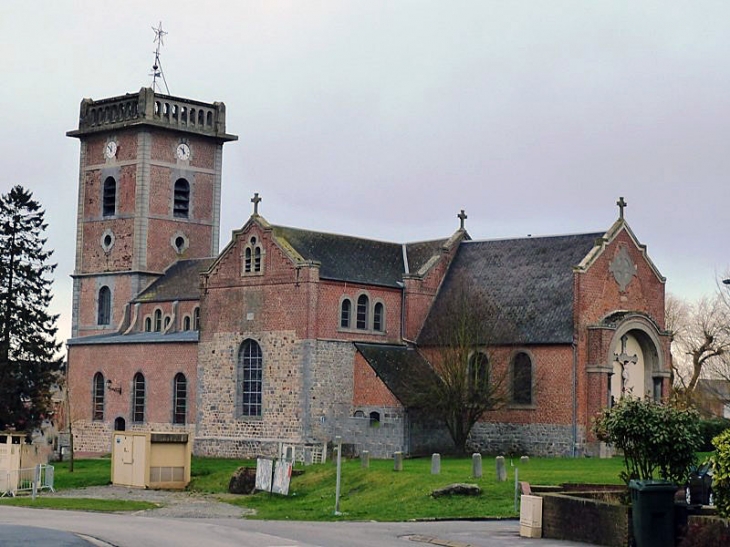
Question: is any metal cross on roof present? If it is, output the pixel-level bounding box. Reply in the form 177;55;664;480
458;209;467;230
616;196;627;220
251;192;262;215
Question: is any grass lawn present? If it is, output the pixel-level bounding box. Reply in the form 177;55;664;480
234;455;626;521
1;454;627;520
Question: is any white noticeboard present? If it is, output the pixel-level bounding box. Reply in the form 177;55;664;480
255;458;293;495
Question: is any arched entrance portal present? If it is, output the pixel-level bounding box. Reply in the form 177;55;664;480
607;317;666;405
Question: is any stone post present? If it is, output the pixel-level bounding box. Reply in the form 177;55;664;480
431;453;441;475
361;450;370;469
496;456;507;482
394;451;403;471
472;453;482;478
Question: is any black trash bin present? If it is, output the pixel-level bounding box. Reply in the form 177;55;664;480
629;480;677;547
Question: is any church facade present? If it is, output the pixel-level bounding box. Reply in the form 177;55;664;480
66;88;671;458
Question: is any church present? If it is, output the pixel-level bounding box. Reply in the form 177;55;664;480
66;87;672;459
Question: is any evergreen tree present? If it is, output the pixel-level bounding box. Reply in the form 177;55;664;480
0;186;61;432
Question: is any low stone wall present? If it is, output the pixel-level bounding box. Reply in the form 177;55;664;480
678;515;730;547
541;492;632;547
468;422;580;457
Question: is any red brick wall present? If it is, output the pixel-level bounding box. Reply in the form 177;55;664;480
404;237;462;340
353;352;400;407
68;341;198;452
575;228;666;330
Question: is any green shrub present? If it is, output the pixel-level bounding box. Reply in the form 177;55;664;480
594;396;702;484
699;418;730;451
712;429;730;518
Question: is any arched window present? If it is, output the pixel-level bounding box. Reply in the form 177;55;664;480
103;177;116;217
512;352;533;405
173;373;187;425
244;247;252;273
173;179;190;218
144;317;152;332
114;417;126;431
254;246;262;272
154;309;162;332
164;316;171;328
132;373;145;423
356;294;369;330
373;302;384;332
238;339;263;417
92;372;105;421
98;286;111;326
193;307;200;331
183;316;191;331
340;299;351;328
369;411;380;427
243;237;264;275
468;352;490;396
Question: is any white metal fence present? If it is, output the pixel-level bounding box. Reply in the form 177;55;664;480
1;464;55;497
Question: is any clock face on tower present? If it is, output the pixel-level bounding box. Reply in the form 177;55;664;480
104;140;117;159
176;143;191;160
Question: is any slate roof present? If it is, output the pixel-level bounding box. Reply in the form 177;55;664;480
354;343;439;408
273;226;446;287
67;330;199;346
135;258;215;302
418;232;603;346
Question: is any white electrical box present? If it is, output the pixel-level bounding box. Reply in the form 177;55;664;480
519;494;543;538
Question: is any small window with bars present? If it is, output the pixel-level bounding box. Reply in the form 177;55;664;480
173;373;187;425
173;179;190;218
92;372;105;421
132;373;145;423
103;177;116;217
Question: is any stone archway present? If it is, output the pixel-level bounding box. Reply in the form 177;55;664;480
606;316;666;403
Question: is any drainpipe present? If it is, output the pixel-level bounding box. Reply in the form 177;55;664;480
572;340;578;458
396;281;405;341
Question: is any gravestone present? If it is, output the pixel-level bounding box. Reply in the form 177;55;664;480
472;453;482;478
496;456;507;482
394;451;403;471
520;455;529;465
431;453;441;475
361;450;370;469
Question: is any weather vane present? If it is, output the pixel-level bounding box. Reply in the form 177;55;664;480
150;22;170;94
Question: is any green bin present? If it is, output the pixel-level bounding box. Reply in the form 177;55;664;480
629;480;676;547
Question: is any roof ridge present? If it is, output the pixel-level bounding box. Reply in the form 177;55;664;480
273;223;449;246
464;231;604;244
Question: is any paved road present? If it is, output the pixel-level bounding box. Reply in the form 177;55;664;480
0;507;594;547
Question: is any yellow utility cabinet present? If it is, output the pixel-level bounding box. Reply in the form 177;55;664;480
111;432;191;489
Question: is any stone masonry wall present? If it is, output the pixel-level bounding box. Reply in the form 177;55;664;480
468;422;583;457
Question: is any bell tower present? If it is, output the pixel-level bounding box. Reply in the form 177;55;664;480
67;88;237;337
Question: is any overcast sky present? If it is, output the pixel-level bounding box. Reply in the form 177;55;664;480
1;1;728;343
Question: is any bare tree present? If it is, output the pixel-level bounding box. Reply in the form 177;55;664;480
415;283;515;454
668;289;730;401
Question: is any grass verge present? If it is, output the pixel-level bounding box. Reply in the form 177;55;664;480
2;454;629;519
